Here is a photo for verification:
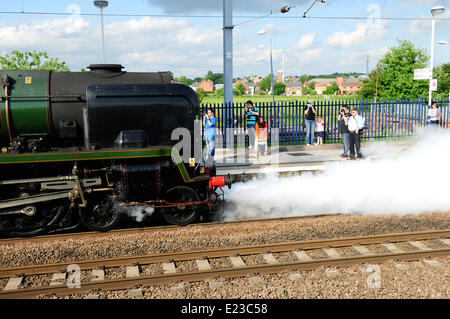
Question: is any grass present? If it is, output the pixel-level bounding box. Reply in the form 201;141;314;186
202;94;358;105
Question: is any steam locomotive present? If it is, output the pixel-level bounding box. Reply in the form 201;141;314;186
0;64;231;236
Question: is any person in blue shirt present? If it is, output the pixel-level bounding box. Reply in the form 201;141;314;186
203;108;216;164
242;100;259;153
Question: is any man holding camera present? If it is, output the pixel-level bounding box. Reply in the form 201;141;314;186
203;108;216;164
243;100;259;152
347;107;364;160
338;105;350;158
304;100;316;147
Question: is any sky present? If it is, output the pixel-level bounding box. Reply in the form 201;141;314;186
0;0;449;79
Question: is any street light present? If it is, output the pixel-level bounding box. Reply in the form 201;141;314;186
258;29;275;109
94;1;108;64
428;5;445;106
437;40;449;99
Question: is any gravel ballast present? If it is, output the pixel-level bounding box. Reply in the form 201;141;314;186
0;212;448;299
0;213;449;268
58;257;449;299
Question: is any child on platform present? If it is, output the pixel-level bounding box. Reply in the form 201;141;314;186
315;116;324;145
255;116;268;157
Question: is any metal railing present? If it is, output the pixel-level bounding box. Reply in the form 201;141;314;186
200;98;450;147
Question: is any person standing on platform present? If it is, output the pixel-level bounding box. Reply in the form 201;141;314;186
255;116;268;158
347;108;364;160
243;100;259;153
315;115;324;146
427;102;441;126
338;105;350;158
203;108;216;165
304;100;316;147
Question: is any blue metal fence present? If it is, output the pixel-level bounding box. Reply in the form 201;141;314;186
200;98;450;147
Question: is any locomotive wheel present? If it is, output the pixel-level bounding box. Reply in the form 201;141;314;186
163;186;200;226
0;200;67;237
79;196;121;232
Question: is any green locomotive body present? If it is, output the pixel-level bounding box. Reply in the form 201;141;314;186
0;65;230;236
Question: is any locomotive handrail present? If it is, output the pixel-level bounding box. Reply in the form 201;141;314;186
0;94;82;100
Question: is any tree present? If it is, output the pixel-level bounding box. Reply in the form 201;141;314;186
299;74;310;84
204;71;224;84
234;83;246;96
258;75;272;92
174;75;193;86
215;87;224;96
434;63;450;98
274;82;286;95
323;82;339;95
195;88;207;103
0;50;70;71
308;81;316;90
358;40;429;99
302;87;312;95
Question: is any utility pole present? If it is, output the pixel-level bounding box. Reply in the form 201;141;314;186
375;63;379;103
366;54;369;75
223;0;233;147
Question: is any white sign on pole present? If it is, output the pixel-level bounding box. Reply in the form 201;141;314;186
414;68;432;80
430;79;438;91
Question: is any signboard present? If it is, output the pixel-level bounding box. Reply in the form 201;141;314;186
430;79;438;91
414;68;431;80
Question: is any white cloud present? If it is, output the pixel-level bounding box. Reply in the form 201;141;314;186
337;47;389;67
0;16;223;77
287;47;324;65
409;10;450;36
293;33;316;50
325;20;389;48
146;0;312;14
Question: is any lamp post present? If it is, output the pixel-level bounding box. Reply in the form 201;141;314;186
428;5;445;106
257;29;276;109
437;40;449;99
94;1;108;64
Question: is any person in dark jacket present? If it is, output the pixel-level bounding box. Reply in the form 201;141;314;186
338;105;350;158
304;100;316;147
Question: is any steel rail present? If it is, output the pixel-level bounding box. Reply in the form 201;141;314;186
1;247;448;299
1;229;448;279
0;214;339;245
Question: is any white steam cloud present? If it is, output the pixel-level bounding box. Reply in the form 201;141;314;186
120;205;154;223
222;128;450;221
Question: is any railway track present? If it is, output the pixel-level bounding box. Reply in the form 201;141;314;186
0;229;449;299
0;214;340;245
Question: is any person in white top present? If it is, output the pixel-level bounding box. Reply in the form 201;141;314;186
427;102;441;126
315;116;324;145
347;108;364;160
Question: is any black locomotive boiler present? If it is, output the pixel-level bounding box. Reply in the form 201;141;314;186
0;64;231;236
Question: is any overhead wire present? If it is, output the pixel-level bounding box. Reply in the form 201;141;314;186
0;10;448;21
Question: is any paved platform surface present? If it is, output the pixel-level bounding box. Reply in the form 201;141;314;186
215;140;413;176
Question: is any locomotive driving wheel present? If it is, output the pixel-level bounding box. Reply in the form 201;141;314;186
163;186;200;226
0;199;67;237
79;196;121;232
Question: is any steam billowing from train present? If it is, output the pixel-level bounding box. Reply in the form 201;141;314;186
222;128;450;220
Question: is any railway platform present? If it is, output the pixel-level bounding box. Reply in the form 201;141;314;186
215;140;413;177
